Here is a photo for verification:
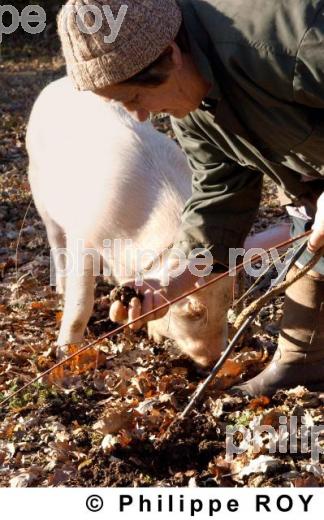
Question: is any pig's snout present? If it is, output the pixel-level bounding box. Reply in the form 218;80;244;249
148;290;230;368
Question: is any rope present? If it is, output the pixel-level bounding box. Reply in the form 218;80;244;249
234;247;324;331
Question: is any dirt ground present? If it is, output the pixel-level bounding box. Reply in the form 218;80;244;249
0;49;323;488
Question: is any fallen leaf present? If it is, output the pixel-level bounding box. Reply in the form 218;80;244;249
101;434;118;453
218;359;244;378
93;405;132;435
233;455;286;480
248;396;271;410
30;301;46;310
293;475;321;487
188;476;197;487
56;311;63;323
10;467;41;487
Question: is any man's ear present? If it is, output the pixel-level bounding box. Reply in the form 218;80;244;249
169;41;184;70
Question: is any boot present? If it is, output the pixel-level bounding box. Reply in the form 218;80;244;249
232;266;324;397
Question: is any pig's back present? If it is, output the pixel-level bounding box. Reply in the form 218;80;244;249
27;77;191;250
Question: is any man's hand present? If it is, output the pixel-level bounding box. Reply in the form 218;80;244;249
308;192;324;253
109;258;204;331
109;277;170;331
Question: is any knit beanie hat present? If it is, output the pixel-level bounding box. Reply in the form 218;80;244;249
57;0;182;90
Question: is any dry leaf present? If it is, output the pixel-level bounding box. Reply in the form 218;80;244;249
56;311;63;323
118;430;133;447
10;467;41;487
233;455;285;479
93;405;132;435
248;396;271;410
30;301;46;310
208;456;232;485
188;476;197;487
218;359;244;378
101;434;118;453
294;475;321;487
300;463;323;478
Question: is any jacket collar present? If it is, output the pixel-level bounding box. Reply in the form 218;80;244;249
178;0;222;105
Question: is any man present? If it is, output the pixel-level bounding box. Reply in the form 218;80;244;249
57;0;324;396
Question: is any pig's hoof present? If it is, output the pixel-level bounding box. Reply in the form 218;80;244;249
55;344;70;361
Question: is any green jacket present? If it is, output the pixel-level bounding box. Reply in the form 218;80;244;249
171;0;324;266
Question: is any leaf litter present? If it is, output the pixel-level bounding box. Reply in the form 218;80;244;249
0;48;323;488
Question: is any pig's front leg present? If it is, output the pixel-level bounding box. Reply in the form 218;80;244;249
34;202;67;295
57;238;95;346
46;221;66;296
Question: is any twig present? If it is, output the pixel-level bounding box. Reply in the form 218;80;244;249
15;199;32;286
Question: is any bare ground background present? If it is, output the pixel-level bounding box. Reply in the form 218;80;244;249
0;32;323;487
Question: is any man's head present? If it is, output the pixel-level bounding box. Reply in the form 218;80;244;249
58;0;211;120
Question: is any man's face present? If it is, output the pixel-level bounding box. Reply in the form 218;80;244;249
94;45;209;121
95;72;197;121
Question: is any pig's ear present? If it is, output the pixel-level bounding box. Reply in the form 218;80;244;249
184;300;207;320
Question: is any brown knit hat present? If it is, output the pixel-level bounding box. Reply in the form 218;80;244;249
57;0;182;90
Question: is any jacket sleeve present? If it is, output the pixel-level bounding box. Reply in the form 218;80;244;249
171;112;264;267
293;6;324;107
